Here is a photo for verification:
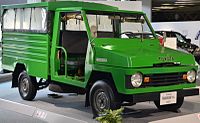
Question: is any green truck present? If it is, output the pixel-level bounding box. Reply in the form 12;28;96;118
1;1;199;117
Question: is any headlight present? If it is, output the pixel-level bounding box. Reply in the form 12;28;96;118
187;70;196;83
131;73;143;87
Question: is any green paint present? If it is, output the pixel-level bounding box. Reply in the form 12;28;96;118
1;1;198;96
2;32;50;78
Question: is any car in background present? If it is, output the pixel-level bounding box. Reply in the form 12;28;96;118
156;31;200;64
121;32;164;45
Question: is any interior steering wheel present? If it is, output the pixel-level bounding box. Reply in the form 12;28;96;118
120;32;135;38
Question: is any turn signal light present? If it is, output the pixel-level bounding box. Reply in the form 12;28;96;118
183;74;187;80
144;77;150;83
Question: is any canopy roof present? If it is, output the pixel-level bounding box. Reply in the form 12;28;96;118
1;1;144;14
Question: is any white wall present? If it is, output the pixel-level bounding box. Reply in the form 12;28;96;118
28;0;149;18
152;21;200;46
88;1;142;11
27;0;41;3
137;0;151;21
28;0;146;17
57;0;142;11
27;0;55;3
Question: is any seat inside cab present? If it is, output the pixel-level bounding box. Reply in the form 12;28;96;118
58;12;88;79
60;31;88;78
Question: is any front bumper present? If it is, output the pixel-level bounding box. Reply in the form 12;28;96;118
131;88;199;103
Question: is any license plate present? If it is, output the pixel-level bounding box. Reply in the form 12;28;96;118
160;91;177;105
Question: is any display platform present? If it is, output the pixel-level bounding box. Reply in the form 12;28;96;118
0;81;200;123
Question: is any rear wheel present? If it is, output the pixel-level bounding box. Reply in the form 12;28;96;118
18;71;37;101
89;80;121;117
154;97;184;111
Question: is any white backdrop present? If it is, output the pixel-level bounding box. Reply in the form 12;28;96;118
28;0;142;11
137;0;151;21
87;1;142;11
152;21;200;46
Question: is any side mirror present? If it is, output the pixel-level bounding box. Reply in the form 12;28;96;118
186;38;191;43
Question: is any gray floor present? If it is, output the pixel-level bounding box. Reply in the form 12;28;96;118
0;81;200;123
0;109;47;123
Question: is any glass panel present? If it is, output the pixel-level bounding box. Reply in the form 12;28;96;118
87;14;97;29
175;33;185;43
22;8;31;30
121;15;153;39
121;19;142;33
31;8;47;31
64;12;86;31
87;14;113;38
97;15;112;32
15;9;23;29
3;9;15;30
86;11;154;39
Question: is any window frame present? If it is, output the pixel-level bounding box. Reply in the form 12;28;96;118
60;11;87;32
85;10;157;39
2;9;15;31
2;7;48;34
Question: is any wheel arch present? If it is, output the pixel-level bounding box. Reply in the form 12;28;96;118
85;70;119;107
86;70;117;92
12;63;26;88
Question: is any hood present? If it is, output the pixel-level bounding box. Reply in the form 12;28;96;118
93;38;195;68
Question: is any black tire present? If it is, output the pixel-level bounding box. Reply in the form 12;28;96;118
154;97;184;111
89;80;121;117
18;71;37;101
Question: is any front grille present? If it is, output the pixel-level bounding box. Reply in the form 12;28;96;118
143;72;187;87
153;62;180;67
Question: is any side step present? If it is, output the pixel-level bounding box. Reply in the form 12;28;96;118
49;82;85;94
121;102;136;106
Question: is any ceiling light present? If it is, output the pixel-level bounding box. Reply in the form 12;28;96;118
154;6;177;9
174;3;195;5
161;4;171;6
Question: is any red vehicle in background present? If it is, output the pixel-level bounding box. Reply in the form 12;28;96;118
156;31;200;64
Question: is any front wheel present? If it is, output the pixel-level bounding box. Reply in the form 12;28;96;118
89;80;121;117
18;71;37;101
154;97;184;112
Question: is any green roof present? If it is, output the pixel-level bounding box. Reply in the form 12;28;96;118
1;1;118;11
1;1;144;14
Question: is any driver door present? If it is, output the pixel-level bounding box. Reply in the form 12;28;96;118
51;10;89;87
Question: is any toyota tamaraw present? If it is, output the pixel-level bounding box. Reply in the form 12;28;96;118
1;1;199;117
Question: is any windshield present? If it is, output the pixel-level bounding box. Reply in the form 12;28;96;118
175;33;186;43
86;11;155;39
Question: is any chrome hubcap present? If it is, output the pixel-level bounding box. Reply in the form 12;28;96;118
20;78;29;97
95;90;110;112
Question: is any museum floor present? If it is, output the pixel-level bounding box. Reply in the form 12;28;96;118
0;76;200;123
